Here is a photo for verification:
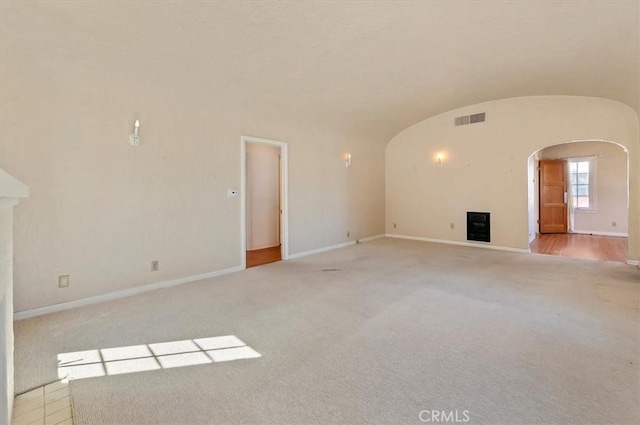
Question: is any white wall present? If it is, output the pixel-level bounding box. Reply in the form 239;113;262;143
0;103;385;313
386;96;639;260
0;46;386;314
0;199;16;425
537;141;628;235
527;155;536;242
532;151;541;239
246;143;280;250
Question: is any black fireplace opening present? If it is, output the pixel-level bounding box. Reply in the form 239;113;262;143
467;212;490;242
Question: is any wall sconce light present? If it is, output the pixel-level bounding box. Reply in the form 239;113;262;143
345;153;352;168
436;153;444;167
129;119;140;146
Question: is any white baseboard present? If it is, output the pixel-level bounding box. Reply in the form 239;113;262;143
571;230;628;237
386;234;530;254
626;259;639;267
288;241;356;260
13;265;243;321
357;234;386;243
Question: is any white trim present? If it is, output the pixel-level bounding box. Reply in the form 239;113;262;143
357;234;386;243
568;155;597;212
288;241;355;260
0;198;19;210
571;230;628;237
13;266;243;321
0;169;29;198
385;234;530;253
241;136;289;270
625;259;639;267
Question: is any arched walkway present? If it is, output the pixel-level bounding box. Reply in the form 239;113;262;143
527;140;629;262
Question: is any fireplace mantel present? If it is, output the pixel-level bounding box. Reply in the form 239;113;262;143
1;169;28;425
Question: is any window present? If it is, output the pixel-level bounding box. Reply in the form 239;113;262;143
568;157;596;210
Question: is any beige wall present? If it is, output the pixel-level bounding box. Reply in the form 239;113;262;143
246;143;280;251
0;106;385;312
0;73;386;313
1;1;389;313
386;96;639;260
537;141;628;235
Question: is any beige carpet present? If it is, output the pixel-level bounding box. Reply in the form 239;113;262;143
13;238;640;424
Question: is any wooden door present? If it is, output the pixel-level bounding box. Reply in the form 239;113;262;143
539;159;568;234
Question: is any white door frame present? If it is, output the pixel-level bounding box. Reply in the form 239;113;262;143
240;135;289;269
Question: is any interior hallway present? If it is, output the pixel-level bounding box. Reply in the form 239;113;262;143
530;233;628;263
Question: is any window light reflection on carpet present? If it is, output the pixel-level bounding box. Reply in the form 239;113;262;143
57;335;261;381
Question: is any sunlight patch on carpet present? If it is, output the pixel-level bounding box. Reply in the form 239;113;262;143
57;335;260;381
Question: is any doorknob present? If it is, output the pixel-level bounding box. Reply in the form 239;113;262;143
563;192;567;203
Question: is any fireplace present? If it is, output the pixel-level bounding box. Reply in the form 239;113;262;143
467;212;490;242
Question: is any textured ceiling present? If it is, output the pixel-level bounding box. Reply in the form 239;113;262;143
2;1;638;142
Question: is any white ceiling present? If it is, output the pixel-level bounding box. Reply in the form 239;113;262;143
2;1;638;142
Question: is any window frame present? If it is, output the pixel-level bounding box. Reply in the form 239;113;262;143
568;156;597;212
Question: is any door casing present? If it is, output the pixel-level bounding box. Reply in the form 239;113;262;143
240;135;289;269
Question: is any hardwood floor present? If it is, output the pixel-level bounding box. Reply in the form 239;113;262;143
530;233;627;263
246;245;282;268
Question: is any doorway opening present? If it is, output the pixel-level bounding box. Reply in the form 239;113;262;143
241;136;289;268
527;140;629;262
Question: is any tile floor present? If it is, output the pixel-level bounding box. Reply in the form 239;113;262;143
12;380;73;425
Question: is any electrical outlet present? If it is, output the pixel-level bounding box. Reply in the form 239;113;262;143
611;221;617;227
58;275;69;288
151;261;159;271
450;223;455;229
393;223;397;229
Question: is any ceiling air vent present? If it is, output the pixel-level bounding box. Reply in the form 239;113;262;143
454;115;469;126
470;112;485;123
454;112;486;126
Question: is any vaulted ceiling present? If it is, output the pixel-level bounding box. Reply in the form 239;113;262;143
2;1;638;142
